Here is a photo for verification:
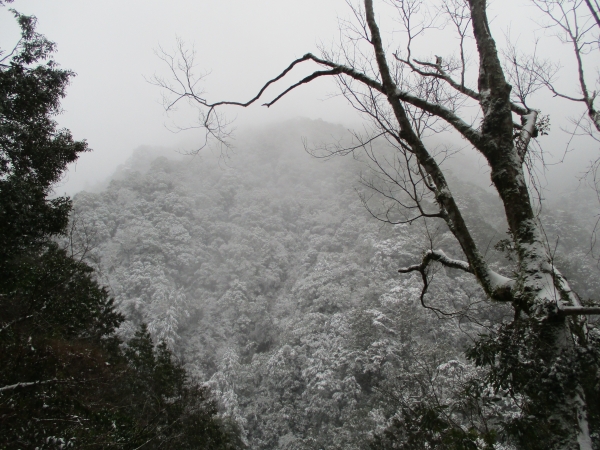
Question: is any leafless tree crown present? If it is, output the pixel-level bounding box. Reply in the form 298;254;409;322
153;1;600;447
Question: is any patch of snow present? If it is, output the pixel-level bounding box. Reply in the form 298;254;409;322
487;270;514;290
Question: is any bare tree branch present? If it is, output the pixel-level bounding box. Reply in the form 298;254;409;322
559;306;600;315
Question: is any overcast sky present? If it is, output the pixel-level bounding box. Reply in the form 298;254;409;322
1;0;597;195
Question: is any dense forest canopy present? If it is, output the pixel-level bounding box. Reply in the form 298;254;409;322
69;118;600;449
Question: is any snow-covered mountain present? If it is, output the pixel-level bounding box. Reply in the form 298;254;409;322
68;119;600;449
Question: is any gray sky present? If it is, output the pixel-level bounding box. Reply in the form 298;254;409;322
1;0;597;195
1;0;358;193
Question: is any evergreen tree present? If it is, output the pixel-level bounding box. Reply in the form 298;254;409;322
119;325;242;449
0;8;239;448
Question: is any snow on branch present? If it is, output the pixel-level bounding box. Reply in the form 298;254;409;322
398;249;477;316
0;314;34;333
516;110;539;161
398;249;472;275
0;378;64;393
550;266;600;315
399;249;515;303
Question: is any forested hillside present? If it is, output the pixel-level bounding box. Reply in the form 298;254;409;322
69;118;600;449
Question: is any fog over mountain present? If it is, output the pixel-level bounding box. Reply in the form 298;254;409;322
2;0;594;198
64;118;600;449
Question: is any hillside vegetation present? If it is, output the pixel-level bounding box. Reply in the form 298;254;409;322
68;119;600;449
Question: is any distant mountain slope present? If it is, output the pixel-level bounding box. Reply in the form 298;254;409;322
70;119;600;449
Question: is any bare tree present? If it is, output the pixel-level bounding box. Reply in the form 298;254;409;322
530;0;599;134
153;0;600;447
521;0;600;263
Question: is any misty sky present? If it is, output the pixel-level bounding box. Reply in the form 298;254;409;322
1;0;597;195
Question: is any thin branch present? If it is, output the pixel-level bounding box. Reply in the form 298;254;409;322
0;378;66;393
0;314;34;333
205;53;385;111
559;306;600;315
584;0;600;28
263;69;342;107
393;86;483;148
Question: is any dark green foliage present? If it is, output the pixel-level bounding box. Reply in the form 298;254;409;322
118;325;242;449
0;239;126;447
467;317;600;449
0;10;239;449
370;404;497;450
0;243;123;340
0;12;107;446
0;10;87;260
